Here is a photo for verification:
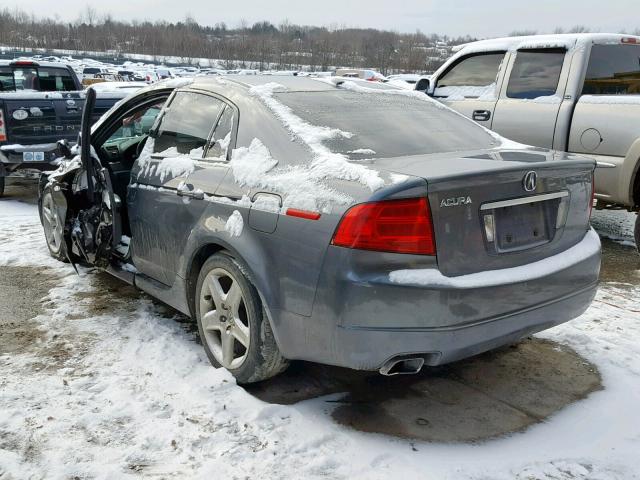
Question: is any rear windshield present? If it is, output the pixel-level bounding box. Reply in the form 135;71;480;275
274;90;497;158
0;66;77;92
583;44;640;95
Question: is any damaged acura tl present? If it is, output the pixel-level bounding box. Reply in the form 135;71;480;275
39;76;601;383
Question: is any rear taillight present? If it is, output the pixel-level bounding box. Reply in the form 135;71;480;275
331;197;436;255
0;110;6;142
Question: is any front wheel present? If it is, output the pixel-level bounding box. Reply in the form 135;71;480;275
195;253;288;384
40;187;69;262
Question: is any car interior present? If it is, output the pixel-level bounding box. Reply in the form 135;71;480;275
94;93;171;237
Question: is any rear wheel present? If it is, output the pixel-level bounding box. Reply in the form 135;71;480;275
195;253;288;384
41;187;69;262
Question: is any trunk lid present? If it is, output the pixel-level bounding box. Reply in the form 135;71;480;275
0;92;84;144
375;148;594;276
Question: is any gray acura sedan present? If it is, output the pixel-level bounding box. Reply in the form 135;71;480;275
38;76;600;383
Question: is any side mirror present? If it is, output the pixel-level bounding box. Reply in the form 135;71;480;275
415;78;431;94
56;139;73;159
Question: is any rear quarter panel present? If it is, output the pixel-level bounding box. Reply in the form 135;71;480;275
569;97;640;205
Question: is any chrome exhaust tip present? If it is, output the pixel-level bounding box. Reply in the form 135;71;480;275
379;356;425;376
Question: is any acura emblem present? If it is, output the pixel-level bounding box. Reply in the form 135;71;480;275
523;171;537;192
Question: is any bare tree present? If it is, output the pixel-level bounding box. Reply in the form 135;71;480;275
0;7;492;74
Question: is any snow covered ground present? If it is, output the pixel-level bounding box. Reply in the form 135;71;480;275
0;198;639;480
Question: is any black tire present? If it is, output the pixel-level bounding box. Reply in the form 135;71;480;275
40;186;69;262
195;252;288;384
635;213;640;254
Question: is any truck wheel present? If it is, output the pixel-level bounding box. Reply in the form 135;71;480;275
635;214;640;254
41;187;69;262
195;252;288;384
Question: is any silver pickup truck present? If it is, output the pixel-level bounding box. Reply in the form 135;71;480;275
421;33;640;249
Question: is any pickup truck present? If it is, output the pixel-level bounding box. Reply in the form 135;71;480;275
421;34;640;250
0;59;127;196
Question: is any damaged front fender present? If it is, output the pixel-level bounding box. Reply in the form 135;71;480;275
40;154;120;269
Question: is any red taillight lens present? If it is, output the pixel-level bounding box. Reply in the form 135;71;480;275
10;60;38;67
331;198;436;255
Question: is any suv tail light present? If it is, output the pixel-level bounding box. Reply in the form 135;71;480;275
331;197;436;255
0;110;6;142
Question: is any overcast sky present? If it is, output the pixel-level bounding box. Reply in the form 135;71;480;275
4;0;640;37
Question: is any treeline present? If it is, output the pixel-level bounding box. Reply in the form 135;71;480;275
0;7;477;73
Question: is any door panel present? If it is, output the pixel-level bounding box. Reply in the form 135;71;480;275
433;51;507;128
129;90;228;285
492;49;569;149
439;98;499;128
492;100;562;148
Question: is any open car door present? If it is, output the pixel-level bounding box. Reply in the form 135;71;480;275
70;87;122;268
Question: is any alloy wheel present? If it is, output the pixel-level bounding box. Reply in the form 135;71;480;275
42;192;63;254
199;267;250;369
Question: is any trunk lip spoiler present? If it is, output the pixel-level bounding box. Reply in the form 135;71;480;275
480;191;569;211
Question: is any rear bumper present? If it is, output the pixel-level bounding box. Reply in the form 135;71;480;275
271;229;601;371
330;281;597;370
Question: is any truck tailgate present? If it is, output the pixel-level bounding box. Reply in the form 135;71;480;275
1;92;84;144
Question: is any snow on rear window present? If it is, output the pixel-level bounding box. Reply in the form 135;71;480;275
274;90;496;158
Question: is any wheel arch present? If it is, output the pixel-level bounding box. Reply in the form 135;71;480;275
184;237;282;338
185;242;226;318
622;139;640;209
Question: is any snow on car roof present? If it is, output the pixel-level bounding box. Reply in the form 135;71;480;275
194;75;402;94
89;81;148;91
453;33;640;54
216;75;337;92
